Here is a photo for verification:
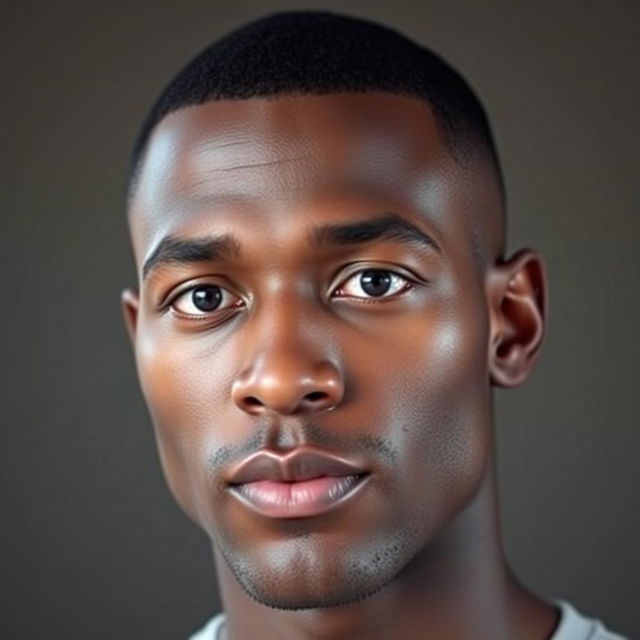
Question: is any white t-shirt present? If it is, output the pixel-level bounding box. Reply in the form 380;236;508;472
551;601;627;640
188;601;627;639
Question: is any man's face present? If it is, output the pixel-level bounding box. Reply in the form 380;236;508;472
125;93;503;609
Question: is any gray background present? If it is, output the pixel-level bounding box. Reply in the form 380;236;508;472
2;1;638;638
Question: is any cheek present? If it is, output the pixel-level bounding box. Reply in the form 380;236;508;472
356;288;489;422
134;328;234;520
353;292;491;528
404;301;491;520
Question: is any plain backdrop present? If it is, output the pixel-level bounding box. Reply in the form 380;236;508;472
2;1;638;638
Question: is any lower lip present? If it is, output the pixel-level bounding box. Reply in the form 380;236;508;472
229;474;368;518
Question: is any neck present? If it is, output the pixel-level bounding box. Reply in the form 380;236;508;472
213;457;558;640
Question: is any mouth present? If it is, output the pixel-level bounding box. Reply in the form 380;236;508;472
226;446;370;519
229;473;369;518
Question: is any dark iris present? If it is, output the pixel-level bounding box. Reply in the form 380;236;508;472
360;270;392;297
191;285;223;311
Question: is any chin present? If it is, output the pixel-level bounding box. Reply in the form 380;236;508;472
217;530;413;611
241;574;390;611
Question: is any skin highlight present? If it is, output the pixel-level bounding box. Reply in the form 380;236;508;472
123;92;553;639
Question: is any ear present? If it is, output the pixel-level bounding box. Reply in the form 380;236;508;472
121;288;140;345
487;249;547;388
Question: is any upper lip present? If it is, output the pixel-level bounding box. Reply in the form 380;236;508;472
227;446;367;485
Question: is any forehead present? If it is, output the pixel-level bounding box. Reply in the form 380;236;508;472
129;93;493;267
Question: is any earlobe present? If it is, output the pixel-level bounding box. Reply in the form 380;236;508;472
121;288;140;345
488;249;547;388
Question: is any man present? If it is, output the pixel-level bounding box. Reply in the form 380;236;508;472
121;11;626;640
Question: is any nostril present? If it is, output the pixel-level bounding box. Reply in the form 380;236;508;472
244;396;263;408
305;391;327;403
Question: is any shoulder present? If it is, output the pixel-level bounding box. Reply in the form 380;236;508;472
188;613;227;640
550;601;628;640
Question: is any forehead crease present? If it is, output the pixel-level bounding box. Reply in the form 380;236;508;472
159;139;320;206
160;143;420;216
190;134;314;169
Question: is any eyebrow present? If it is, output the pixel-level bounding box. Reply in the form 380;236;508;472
142;213;439;280
310;213;440;253
142;234;240;279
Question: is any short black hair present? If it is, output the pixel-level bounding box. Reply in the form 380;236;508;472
129;10;503;200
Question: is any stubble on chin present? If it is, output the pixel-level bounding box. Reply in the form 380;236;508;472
215;529;416;611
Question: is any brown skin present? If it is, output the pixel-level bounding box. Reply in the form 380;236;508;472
123;93;557;639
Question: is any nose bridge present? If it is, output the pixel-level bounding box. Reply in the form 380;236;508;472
231;285;344;416
263;284;311;347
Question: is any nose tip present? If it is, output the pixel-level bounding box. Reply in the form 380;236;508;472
231;361;344;416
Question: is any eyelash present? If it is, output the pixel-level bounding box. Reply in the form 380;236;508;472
166;268;417;320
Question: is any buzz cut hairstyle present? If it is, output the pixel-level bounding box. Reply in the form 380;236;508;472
128;10;503;202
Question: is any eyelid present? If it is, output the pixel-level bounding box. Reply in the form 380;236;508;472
159;277;243;311
329;261;426;296
168;287;245;323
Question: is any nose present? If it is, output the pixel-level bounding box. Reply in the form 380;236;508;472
231;345;345;417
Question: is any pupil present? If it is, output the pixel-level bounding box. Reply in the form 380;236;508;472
360;270;392;297
192;286;222;311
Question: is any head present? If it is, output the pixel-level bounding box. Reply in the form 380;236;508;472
122;11;546;610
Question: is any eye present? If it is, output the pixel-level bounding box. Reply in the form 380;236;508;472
333;269;412;299
170;284;242;317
